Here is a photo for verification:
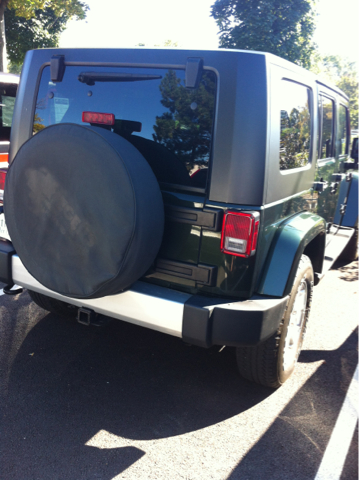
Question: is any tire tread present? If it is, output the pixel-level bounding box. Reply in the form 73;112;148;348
236;255;312;388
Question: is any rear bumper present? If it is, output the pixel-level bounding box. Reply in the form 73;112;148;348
1;241;288;347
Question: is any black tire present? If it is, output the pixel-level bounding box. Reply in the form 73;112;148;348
236;255;314;388
4;124;164;299
340;228;358;262
28;290;78;318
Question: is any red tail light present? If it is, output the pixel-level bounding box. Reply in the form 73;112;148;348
0;169;6;191
220;211;260;257
0;153;9;163
82;111;115;126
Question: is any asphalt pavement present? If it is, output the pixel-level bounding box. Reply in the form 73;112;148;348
0;258;357;480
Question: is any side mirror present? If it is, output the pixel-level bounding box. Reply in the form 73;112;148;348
350;137;358;162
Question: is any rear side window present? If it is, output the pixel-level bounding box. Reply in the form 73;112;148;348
0;82;17;141
33;66;217;191
280;80;312;171
319;95;334;159
338;104;349;155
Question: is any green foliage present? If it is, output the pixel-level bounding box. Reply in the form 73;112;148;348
5;7;69;67
0;0;88;71
6;0;88;21
338;76;358;129
210;0;317;68
280;106;311;169
153;70;215;168
312;55;358;129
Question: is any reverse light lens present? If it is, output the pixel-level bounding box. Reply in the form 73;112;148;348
82;111;115;126
221;211;260;257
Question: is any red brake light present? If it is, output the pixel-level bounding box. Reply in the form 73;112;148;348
82;111;115;126
220;211;260;257
0;153;9;163
0;169;6;191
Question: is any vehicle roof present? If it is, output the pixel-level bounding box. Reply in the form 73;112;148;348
0;72;20;84
28;46;348;101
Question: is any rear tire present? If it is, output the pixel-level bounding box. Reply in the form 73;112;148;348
28;290;78;318
236;255;313;388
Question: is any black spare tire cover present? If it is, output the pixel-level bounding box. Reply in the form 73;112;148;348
4;124;164;299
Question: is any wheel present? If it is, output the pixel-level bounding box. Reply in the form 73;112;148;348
340;228;358;262
236;255;313;388
4;124;164;299
28;290;78;318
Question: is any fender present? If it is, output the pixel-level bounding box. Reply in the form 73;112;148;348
333;171;358;227
257;212;326;298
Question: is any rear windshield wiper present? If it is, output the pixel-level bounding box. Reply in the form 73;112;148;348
78;72;162;86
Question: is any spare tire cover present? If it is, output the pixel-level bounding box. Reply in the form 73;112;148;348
4;124;164;299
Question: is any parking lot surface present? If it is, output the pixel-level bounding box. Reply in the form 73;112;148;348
0;259;357;480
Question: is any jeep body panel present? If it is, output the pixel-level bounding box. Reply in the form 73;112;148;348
257;212;326;297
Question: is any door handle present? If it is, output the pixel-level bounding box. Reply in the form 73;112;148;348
312;181;328;192
330;182;339;194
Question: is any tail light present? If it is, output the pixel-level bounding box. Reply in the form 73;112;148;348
0;169;6;191
0;169;7;203
220;211;260;257
0;153;9;163
82;111;115;126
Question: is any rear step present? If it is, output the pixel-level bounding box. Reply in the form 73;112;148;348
315;227;355;282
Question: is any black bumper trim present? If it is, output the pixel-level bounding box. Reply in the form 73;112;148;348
183;294;288;348
0;239;15;284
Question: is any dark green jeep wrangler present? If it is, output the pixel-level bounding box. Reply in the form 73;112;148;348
0;48;357;388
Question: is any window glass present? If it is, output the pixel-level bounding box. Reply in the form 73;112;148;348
338;105;348;155
33;66;217;190
280;80;312;170
0;83;17;141
319;95;334;158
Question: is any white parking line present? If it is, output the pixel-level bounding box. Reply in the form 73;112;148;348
314;364;358;480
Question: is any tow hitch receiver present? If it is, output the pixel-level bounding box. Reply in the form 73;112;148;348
77;307;110;327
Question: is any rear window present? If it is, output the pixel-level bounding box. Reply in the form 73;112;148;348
33;66;217;191
0;82;17;141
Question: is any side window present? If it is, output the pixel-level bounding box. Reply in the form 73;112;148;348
338;104;349;155
0;82;18;141
319;95;334;159
280;80;312;170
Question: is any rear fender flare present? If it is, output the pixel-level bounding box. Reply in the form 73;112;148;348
257;212;326;297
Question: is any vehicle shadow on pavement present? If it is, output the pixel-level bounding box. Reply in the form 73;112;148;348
227;328;358;480
334;258;358;282
1;292;274;479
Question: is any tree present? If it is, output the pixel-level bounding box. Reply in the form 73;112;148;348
5;7;68;71
312;55;358;129
0;0;88;71
210;0;317;68
153;70;216;169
